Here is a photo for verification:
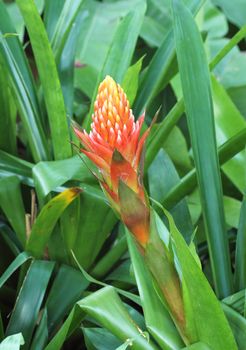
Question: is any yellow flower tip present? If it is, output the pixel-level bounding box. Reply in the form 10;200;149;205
91;76;133;147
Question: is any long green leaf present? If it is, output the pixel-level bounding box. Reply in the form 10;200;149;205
72;189;117;270
46;286;158;350
99;2;146;84
26;188;81;258
57;7;87;116
0;56;16;154
133;0;203;116
161;129;246;211
0;2;49;162
172;0;232;297
235;198;246;290
46;264;89;333
16;0;72;160
0;176;26;246
91;235;127;279
82;327;121;350
6;260;54;350
49;0;84;63
127;233;184;350
30;308;48;350
162;209;237;349
223;289;246;316
0;150;34;189
222;303;246;350
84;1;146;129
211;76;246;192
148;149;193;242
32;155;94;201
71;251;140;305
0;252;31;289
122;56;144;106
145;24;246;171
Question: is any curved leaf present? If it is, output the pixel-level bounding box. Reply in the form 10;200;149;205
26;188;82;258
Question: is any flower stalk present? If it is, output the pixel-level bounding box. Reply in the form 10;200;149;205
73;76;188;343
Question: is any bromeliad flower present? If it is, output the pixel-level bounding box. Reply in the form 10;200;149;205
73;76;186;340
72;76;150;247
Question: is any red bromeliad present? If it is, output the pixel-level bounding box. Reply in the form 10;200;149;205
72;75;150;247
73;76;187;342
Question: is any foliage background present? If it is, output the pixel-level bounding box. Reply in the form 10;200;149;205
0;0;245;349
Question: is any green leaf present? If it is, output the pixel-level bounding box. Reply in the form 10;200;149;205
58;7;87;116
162;209;237;349
102;1;146;81
0;2;49;162
32;155;94;201
211;76;246;193
85;1;146;128
26;188;82;258
46;264;89;333
145;99;184;171
148;149;193;242
202;1;228;39
91;235;127;279
0;150;33;187
76;0;144;72
75;287;158;350
72;189;117;270
172;0;232;297
49;0;84;63
228;85;246;119
140;15;169;48
145;25;246;171
224;196;241;229
122;56;144;106
161;129;246;211
43;0;64;39
182;343;211;350
83;327;121;350
74;64;98;100
45;0;87;115
0;176;26;246
222;303;246;350
71;251;140;305
16;0;72;160
235;198;246;290
0;252;31;289
30;308;48;350
127;233;184;350
45;287;158;350
163;126;192;177
212;0;246;27
0;333;24;350
44;303;82;350
133;0;203;115
0;56;16;154
6;260;55;350
223;289;246;316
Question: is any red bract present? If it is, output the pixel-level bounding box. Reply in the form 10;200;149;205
73;76;150;246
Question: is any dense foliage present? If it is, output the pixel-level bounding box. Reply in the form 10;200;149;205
0;0;245;349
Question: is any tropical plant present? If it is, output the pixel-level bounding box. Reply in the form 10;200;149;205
0;0;246;349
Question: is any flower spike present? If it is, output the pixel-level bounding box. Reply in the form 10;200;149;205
72;75;150;246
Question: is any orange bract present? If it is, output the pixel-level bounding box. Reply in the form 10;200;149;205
73;75;150;246
73;75;148;170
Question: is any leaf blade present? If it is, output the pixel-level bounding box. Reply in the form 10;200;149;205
16;0;72;160
172;0;232;297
